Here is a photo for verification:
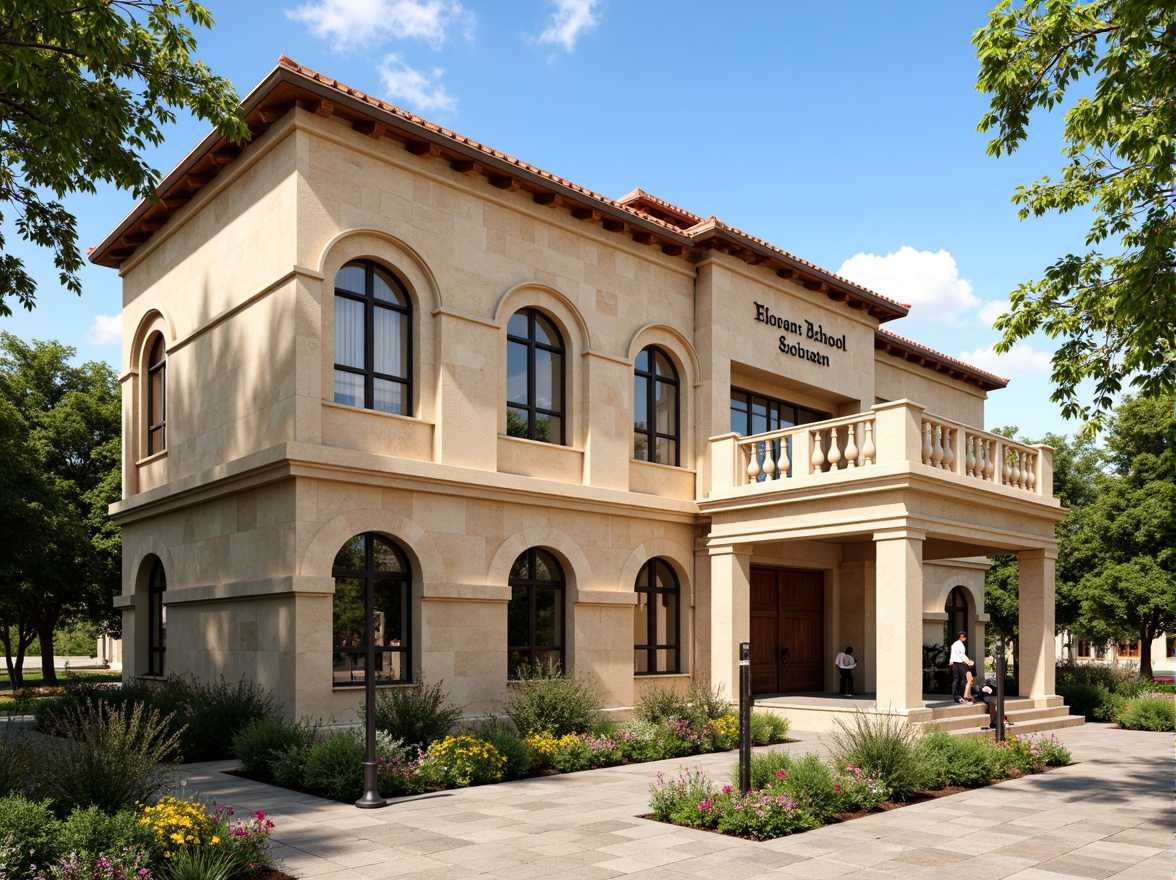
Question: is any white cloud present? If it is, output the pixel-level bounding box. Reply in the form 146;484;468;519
537;0;601;52
978;299;1009;328
287;0;473;51
959;343;1052;377
86;315;121;347
378;55;456;114
837;246;980;323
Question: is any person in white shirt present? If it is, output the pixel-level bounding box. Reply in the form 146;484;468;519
834;646;857;696
949;631;974;703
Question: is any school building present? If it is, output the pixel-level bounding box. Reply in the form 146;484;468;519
93;58;1068;728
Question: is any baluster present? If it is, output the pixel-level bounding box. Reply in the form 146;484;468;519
763;440;777;480
921;421;933;465
1002;450;1013;486
1012;449;1023;489
1025;453;1036;492
965;434;977;477
931;424;944;468
861;420;876;465
981;439;993;482
828;427;843;470
779;436;791;478
746;443;761;483
941;427;954;471
811;430;826;474
845;422;859;468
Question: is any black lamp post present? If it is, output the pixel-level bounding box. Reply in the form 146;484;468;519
738;642;751;793
356;609;386;809
994;638;1007;743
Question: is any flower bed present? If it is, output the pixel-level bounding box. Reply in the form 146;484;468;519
647;730;1073;841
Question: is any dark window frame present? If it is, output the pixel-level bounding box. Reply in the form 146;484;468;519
146;558;166;677
944;586;969;647
333;260;413;416
505;308;566;445
507;547;565;678
331;533;413;688
146;335;166;455
633;346;680;466
634;558;680;675
729;387;829;481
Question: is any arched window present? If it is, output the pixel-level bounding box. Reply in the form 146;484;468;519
147;558;166;676
634;558;680;674
505;308;565;444
146;335;166;455
332;533;412;686
945;586;969;646
333;260;412;415
633;346;679;465
507;548;564;677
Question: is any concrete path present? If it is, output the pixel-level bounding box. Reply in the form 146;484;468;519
180;723;1171;880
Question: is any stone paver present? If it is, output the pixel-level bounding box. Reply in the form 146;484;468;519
174;723;1169;879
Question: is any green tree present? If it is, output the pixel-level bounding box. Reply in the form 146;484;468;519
0;333;122;685
0;0;248;315
974;2;1176;436
1066;396;1175;676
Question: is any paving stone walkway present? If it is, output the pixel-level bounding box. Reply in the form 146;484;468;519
179;723;1170;880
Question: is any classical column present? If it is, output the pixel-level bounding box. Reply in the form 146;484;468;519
1017;548;1057;698
708;544;752;702
873;529;925;711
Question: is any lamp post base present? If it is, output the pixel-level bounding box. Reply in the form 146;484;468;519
355;761;387;809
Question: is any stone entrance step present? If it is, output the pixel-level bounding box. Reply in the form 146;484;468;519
911;696;1084;737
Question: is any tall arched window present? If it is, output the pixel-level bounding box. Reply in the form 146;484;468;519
945;586;969;646
332;533;412;686
333;260;412;415
634;558;680;674
147;558;166;676
506;308;565;444
507;548;564;677
633;346;679;465
146;335;166;455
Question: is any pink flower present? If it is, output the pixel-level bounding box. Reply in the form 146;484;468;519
776;770;787;779
721;784;731;794
699;800;713;811
834;783;842;791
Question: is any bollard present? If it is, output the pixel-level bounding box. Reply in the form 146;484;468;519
356;609;387;808
994;638;1006;743
739;642;751;793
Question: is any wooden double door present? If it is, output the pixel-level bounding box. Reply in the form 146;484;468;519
750;566;825;694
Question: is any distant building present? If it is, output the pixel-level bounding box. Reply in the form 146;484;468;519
92;58;1066;725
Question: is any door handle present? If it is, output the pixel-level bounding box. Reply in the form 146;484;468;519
781;647;789;664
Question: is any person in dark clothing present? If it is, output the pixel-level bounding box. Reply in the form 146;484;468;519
834;647;856;695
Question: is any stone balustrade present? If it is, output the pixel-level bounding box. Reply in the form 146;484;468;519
710;400;1053;499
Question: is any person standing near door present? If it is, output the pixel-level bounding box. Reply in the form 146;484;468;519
949;631;974;703
834;646;857;696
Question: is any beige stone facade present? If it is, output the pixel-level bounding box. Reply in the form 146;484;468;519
97;59;1066;724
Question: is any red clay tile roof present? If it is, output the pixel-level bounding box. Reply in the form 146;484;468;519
89;56;1004;389
875;328;1008;390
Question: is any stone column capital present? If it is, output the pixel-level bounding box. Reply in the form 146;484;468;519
1017;547;1059;561
872;528;927;543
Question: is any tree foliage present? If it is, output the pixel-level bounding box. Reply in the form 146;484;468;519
974;1;1176;436
0;332;121;687
0;0;248;316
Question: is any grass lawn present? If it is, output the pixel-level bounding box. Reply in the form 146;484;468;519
0;669;122;716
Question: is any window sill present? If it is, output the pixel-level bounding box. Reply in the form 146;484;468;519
322;400;433;426
135;449;168;467
634;671;690;678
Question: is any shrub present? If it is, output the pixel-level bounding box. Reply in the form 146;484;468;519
940;735;1005;786
38;698;181;815
1028;732;1072;766
302;731;366;802
505;664;601;737
744;750;793;791
418;735;506;787
55;806;154;864
701;714;740;751
39;844;154;880
648;766;715;824
468;720;529;779
371;678;463;750
0;796;59;880
633;685;690;724
613;720;669;763
1118;696;1175;731
233;716;312;775
831;764;889;812
771;753;839;822
828;711;923;801
1057;682;1115;721
749;711;790;745
525;732;592;772
685;680;732;725
999;736;1038;777
165;844;234;880
915;729;953;790
137;795;211;860
271;743;310;790
714;790;818;839
1056;661;1151;698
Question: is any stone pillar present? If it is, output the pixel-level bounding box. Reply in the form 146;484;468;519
435;311;498;470
1017;548;1057;698
708;544;751;702
581;352;630;490
873;529;925;711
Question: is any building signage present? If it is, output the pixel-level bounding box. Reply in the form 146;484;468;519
753;302;846;368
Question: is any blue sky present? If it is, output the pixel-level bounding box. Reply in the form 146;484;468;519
5;0;1096;442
